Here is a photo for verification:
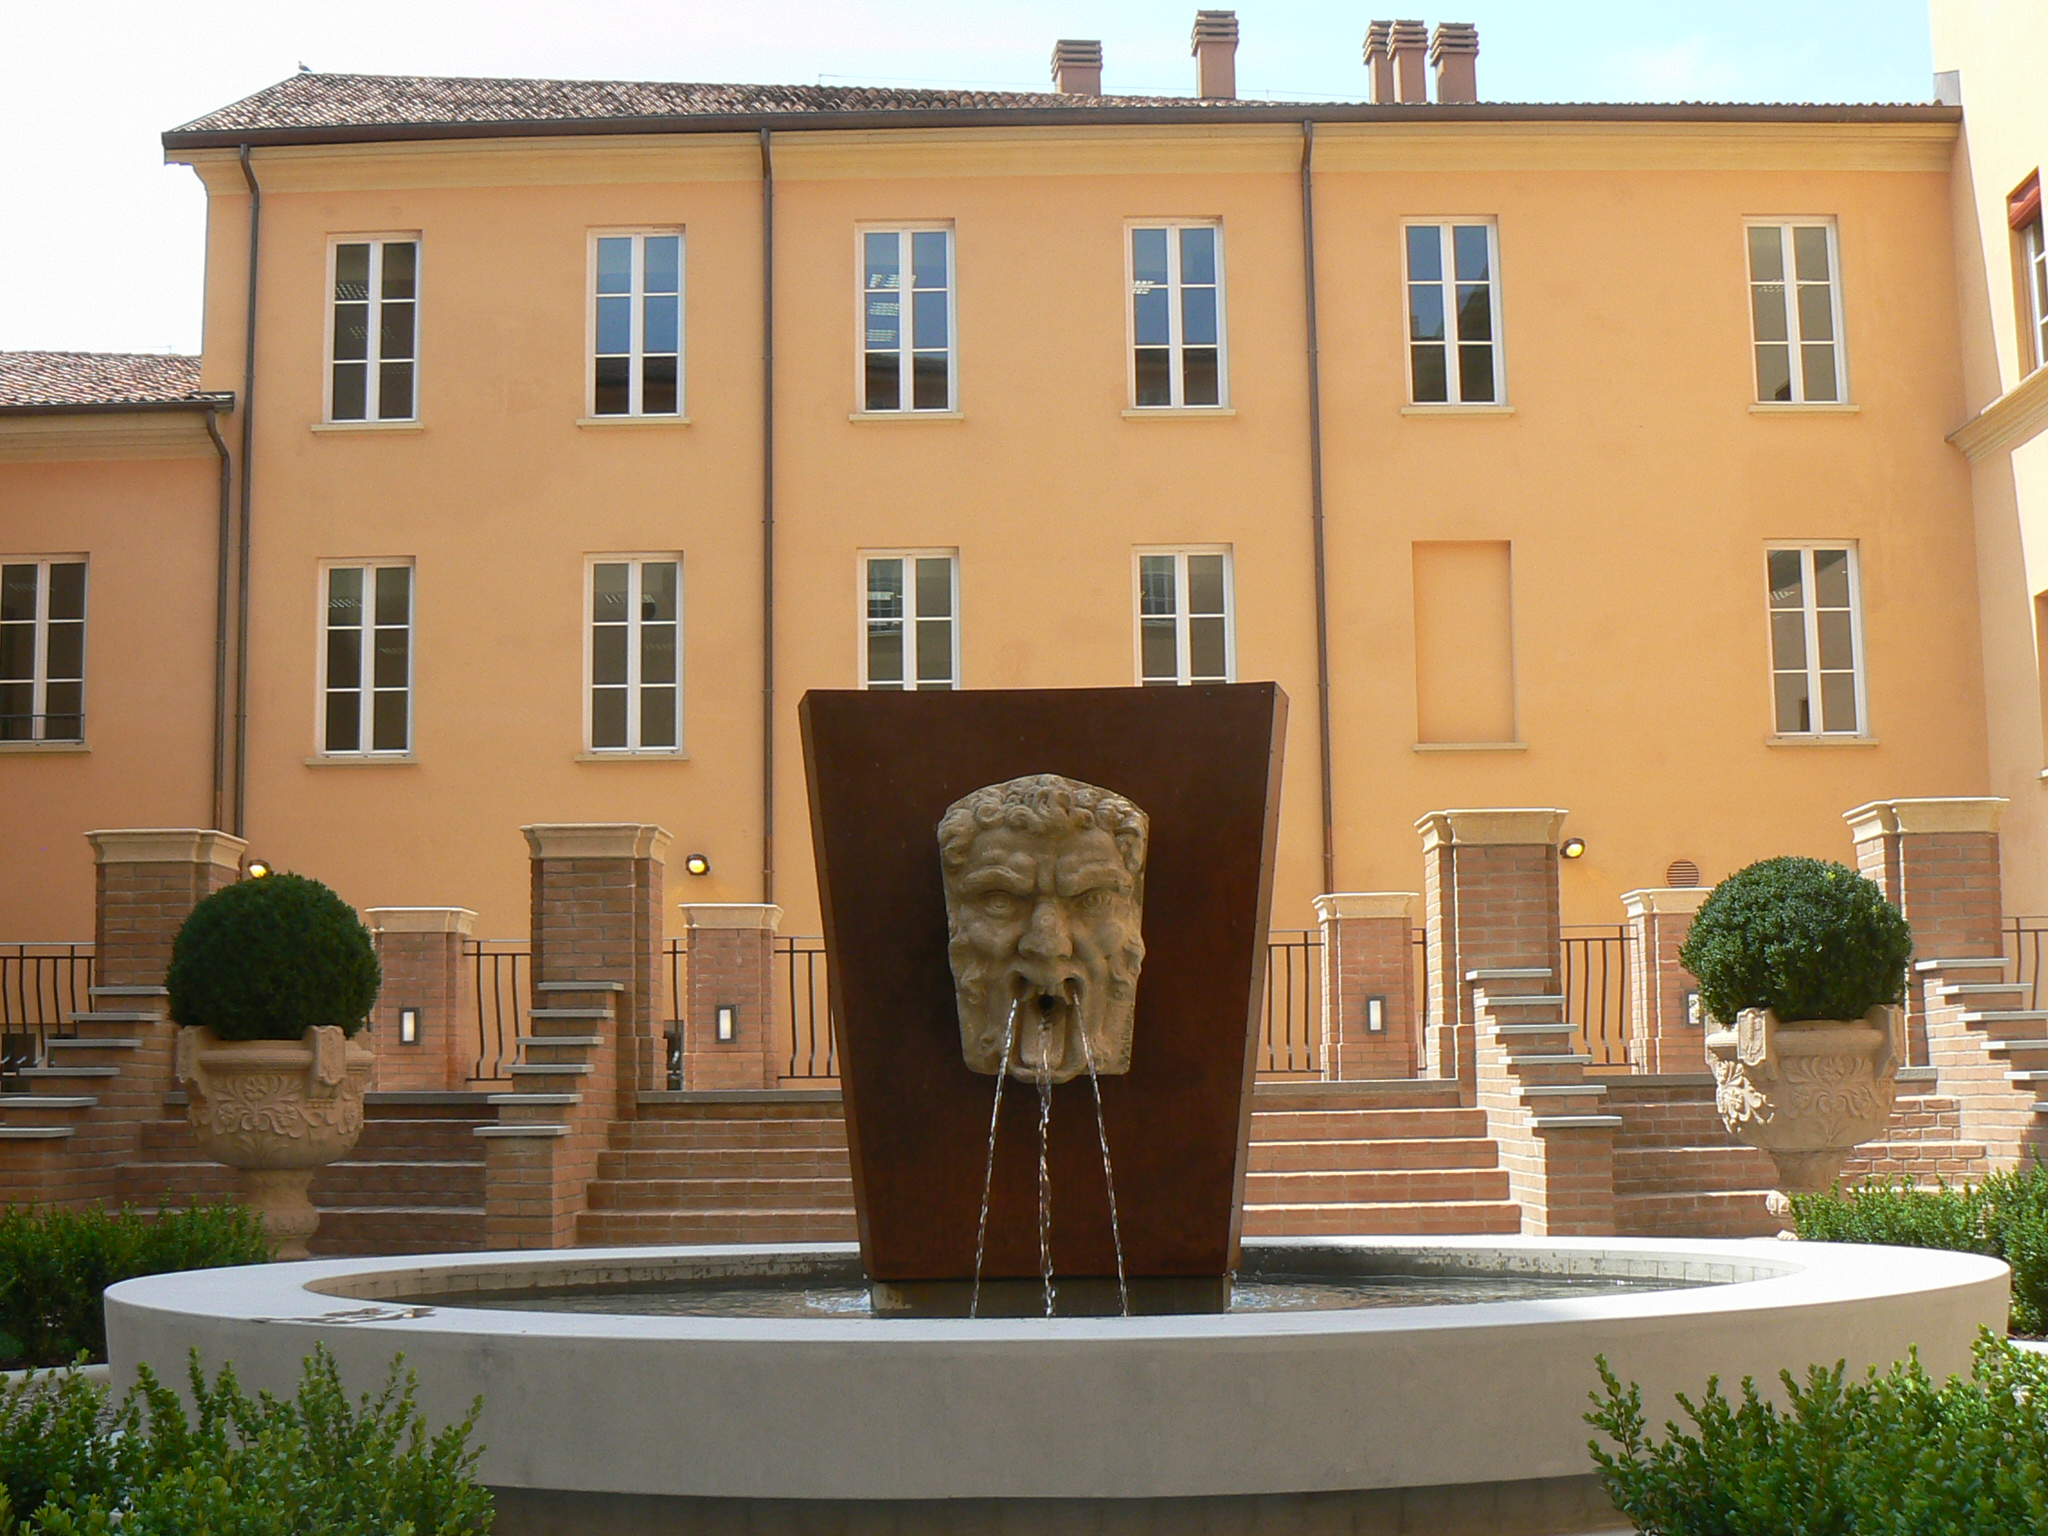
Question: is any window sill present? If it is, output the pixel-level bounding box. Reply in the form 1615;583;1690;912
0;739;88;754
1749;403;1860;414
311;420;425;434
575;750;690;763
1413;741;1529;752
1400;403;1514;416
1764;734;1879;747
304;754;418;766
847;410;964;423
1121;407;1236;420
577;415;690;428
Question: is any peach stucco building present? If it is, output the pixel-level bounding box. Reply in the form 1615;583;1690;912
0;13;2015;955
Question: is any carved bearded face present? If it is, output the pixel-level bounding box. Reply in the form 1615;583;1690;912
938;775;1147;1084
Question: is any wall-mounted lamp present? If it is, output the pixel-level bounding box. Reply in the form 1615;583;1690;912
684;853;712;877
1682;989;1703;1028
399;1006;421;1045
1365;996;1387;1034
715;1004;737;1043
1560;838;1586;860
245;860;271;878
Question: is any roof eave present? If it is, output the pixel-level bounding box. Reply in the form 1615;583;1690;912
0;393;235;418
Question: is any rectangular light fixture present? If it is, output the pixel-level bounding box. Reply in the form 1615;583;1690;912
1682;989;1702;1027
716;1004;737;1044
1365;996;1386;1034
399;1007;420;1045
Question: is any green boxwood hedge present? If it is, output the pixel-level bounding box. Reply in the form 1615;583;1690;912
1678;856;1911;1025
166;871;378;1041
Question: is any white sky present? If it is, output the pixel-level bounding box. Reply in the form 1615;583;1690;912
0;0;1934;355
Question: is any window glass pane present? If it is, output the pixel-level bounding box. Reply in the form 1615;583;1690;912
1812;549;1852;608
331;363;367;421
641;624;677;685
1816;610;1855;671
1819;672;1858;732
644;236;681;294
911;290;948;351
41;681;81;740
1755;344;1792;403
1410;345;1448;403
865;352;900;411
371;689;407;752
642;356;679;415
915;557;952;618
1182;348;1220;406
864;293;901;351
325;691;360;753
1774;671;1812;734
640;686;677;747
1405;225;1442;283
1455;284;1491;343
867;626;904;686
1189;615;1226;681
1139;555;1177;616
592;625;628;687
380;242;417;301
1796;283;1834;343
0;681;29;738
1134;349;1171;407
334;243;370;300
643;294;679;354
1792;226;1831;284
0;567;35;624
44;622;82;681
380;302;414;360
1408;284;1445;343
1767;550;1805;607
374;566;410;627
1186;555;1225;615
597;296;631;356
594;357;630;415
327;567;363;623
1182;286;1217;346
1133;287;1169;348
1770;610;1808;670
1747;226;1784;283
591;688;628;748
596;237;633;295
0;626;27;681
911;230;948;289
1751;286;1789;343
916;618;952;684
867;559;904;620
1458;343;1495;403
378;362;413;419
1179;227;1216;285
332;302;369;362
1451;225;1489;282
642;561;678;621
912;353;949;410
864;232;900;290
373;627;408;689
1801;344;1839;402
1131;228;1169;285
1140;617;1178;682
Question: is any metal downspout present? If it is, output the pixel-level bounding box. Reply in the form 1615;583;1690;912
759;128;776;905
1301;121;1336;895
233;144;261;840
201;404;231;831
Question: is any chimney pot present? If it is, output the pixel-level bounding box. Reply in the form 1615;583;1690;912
1429;22;1479;104
1363;21;1396;105
1051;38;1103;98
1389;18;1428;104
1191;9;1238;100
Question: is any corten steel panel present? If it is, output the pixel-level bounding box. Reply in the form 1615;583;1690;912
801;683;1286;1281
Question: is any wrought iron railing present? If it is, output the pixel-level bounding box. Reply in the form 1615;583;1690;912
1260;929;1324;1076
0;943;93;1087
1561;925;1632;1068
2007;916;2048;1010
465;940;526;1085
777;935;837;1080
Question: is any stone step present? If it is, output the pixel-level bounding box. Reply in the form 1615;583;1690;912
1960;1011;2048;1025
597;1145;853;1180
1251;1082;1465;1112
528;1010;611;1024
65;1011;161;1026
46;1036;140;1052
632;1094;847;1121
1614;1144;1777;1195
1615;1189;1779;1239
1243;1167;1513;1205
537;979;624;993
1248;1107;1488;1142
311;1159;487;1205
586;1176;856;1212
0;1094;96;1112
137;1114;490;1158
1240;1200;1523;1238
575;1208;859;1245
1246;1137;1499;1173
612;1119;851;1150
117;1160;235;1204
521;1034;604;1050
308;1206;486;1256
90;985;166;999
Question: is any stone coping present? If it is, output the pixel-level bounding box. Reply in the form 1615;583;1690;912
678;903;784;930
106;1237;2004;1505
1844;797;2008;839
365;906;476;935
1312;892;1420;921
1620;887;1713;917
521;823;672;861
86;828;246;870
1415;808;1568;849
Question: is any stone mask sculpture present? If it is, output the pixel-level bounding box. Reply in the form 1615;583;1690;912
938;774;1148;1084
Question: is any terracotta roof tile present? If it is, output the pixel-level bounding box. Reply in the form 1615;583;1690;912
0;353;206;408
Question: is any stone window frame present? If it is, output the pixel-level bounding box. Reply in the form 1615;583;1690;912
315;558;415;759
1133;545;1235;687
323;233;421;425
1744;217;1849;407
0;555;88;746
585;228;686;421
1400;217;1506;407
854;223;957;416
1124;219;1230;413
858;549;959;690
1764;541;1869;740
582;554;685;756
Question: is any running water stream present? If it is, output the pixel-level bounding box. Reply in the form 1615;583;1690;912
1078;1026;1130;1316
1035;1012;1055;1316
968;997;1021;1319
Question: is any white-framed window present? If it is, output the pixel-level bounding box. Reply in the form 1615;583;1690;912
591;231;683;417
2023;215;2047;375
862;552;957;689
1766;544;1865;736
0;558;86;743
1129;222;1226;408
1404;220;1502;405
1746;221;1845;404
1136;548;1233;685
327;237;419;422
861;227;955;412
587;557;681;752
320;562;413;755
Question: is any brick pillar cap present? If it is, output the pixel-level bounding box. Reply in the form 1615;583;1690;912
1415;808;1568;850
365;906;477;935
1621;887;1713;918
680;903;784;931
1313;892;1419;921
1844;797;2007;839
87;828;247;870
521;823;672;861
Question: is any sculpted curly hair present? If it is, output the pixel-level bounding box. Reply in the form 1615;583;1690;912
937;774;1148;890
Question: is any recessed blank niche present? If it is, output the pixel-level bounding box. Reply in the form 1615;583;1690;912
1413;540;1516;744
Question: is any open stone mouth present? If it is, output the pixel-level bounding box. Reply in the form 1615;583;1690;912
1009;977;1085;1076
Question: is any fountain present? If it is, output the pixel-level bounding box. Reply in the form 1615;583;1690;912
105;685;2008;1535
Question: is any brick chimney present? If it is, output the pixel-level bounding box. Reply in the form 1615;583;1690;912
1430;22;1479;103
1390;18;1428;103
1192;10;1238;100
1051;38;1103;98
1363;21;1396;104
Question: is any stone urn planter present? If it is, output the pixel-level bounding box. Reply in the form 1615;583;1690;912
1707;1004;1905;1227
175;1025;374;1260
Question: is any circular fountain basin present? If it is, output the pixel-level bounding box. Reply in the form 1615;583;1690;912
105;1236;2005;1536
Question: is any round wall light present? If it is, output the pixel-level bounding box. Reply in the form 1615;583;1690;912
1560;838;1587;860
245;860;272;878
684;853;712;877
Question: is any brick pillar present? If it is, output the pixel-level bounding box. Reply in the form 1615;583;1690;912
89;829;246;989
365;908;476;1092
1622;887;1711;1074
1416;809;1567;1100
1312;893;1420;1080
678;905;783;1090
1845;798;2007;1065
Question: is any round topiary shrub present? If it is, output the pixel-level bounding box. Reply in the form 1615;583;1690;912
1679;855;1912;1026
166;872;379;1041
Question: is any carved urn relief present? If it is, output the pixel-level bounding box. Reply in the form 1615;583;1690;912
1706;1004;1904;1227
175;1026;375;1260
